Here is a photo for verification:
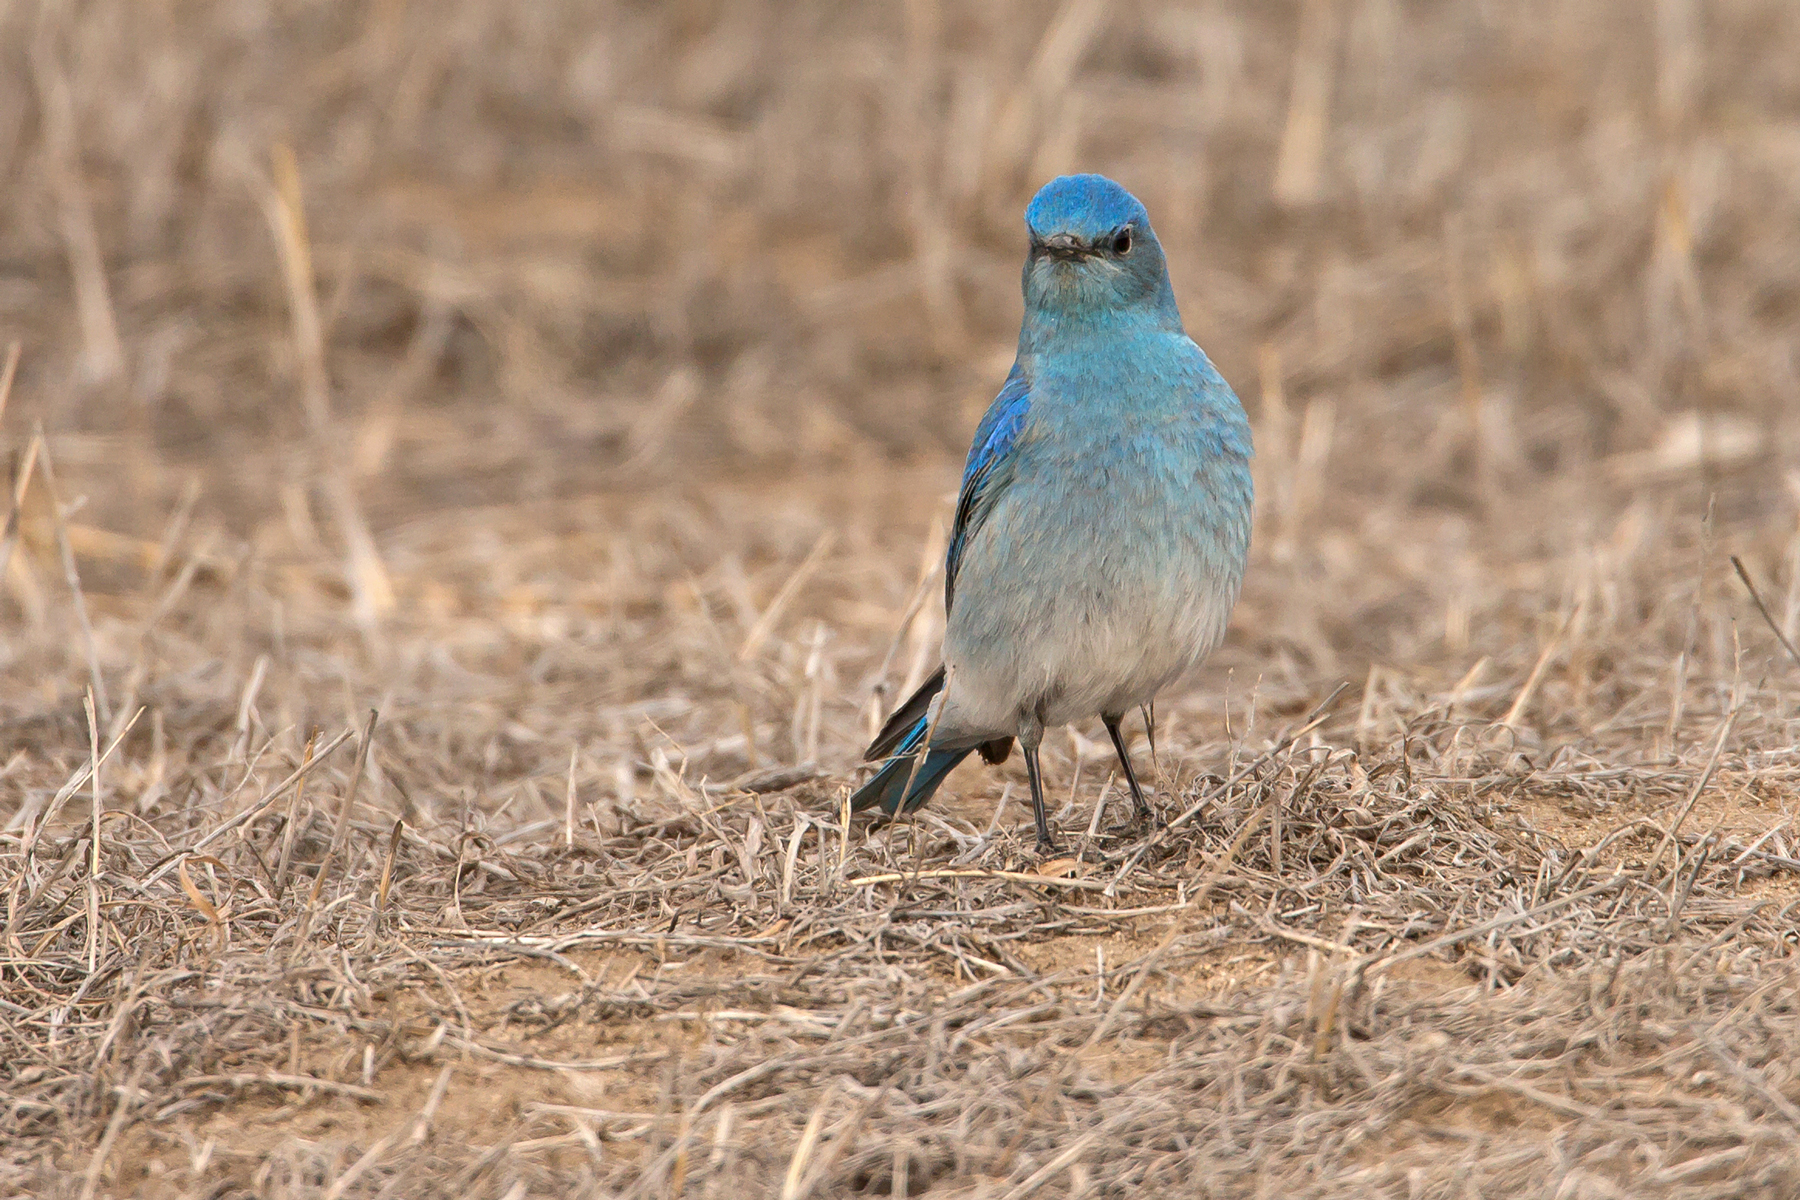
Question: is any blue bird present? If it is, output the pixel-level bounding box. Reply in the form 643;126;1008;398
849;174;1253;852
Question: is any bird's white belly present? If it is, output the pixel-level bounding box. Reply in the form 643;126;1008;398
936;515;1241;742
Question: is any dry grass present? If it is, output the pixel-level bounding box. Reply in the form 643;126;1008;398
4;1;1800;1196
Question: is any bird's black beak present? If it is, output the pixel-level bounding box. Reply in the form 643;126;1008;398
1038;233;1088;261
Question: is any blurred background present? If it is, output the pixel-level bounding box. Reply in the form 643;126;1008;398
1;0;1798;796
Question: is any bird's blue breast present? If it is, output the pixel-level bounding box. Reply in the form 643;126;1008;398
1018;330;1252;568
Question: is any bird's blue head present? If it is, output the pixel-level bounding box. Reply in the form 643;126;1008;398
1020;174;1181;334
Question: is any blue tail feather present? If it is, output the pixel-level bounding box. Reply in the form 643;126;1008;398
848;715;969;814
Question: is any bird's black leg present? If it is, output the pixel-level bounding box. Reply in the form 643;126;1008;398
1103;712;1159;828
1020;733;1058;854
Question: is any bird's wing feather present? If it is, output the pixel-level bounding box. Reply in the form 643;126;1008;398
946;366;1030;615
864;664;944;760
861;369;1027;768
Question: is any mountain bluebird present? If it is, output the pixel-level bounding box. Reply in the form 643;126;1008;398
848;174;1253;852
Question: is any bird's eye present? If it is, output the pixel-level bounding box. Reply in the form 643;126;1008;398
1109;228;1133;255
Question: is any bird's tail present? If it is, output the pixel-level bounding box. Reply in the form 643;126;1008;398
851;666;965;814
848;716;969;815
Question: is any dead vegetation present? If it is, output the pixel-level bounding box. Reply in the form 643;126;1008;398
4;0;1800;1196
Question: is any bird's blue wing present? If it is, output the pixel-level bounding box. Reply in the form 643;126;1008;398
946;366;1030;615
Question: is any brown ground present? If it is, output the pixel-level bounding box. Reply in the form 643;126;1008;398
5;1;1800;1197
